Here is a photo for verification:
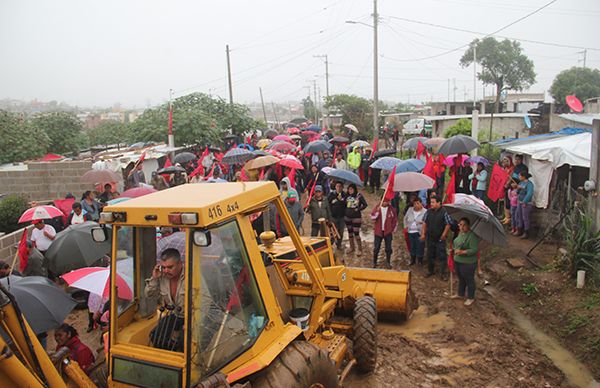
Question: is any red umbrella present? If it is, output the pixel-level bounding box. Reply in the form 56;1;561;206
38;153;65;162
268;141;296;153
120;186;157;198
19;205;64;223
273;135;293;144
61;267;133;300
286;127;300;134
278;155;303;170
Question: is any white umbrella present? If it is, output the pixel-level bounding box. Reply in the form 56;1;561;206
344;124;359;133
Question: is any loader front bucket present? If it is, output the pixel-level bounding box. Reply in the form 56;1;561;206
346;267;417;321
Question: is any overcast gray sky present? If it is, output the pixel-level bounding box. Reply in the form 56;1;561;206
1;0;599;108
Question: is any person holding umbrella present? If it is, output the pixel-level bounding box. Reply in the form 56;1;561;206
468;162;488;200
328;181;347;251
307;185;332;237
348;147;362;174
451;218;479;306
345;183;367;255
30;220;56;255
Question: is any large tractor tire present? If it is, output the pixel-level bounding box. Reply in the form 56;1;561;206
250;341;338;388
352;296;377;374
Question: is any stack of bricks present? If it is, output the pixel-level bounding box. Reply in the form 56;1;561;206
0;160;93;201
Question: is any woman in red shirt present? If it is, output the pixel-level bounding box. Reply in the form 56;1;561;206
54;323;95;374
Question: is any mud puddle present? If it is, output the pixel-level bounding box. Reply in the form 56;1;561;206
379;305;454;338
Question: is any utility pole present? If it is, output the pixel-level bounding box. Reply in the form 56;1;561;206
473;45;477;107
313;55;330;99
579;49;587;68
447;79;450;101
313;79;318;125
168;88;174;149
373;0;379;146
271;102;280;130
453;78;457;102
259;87;268;127
226;44;233;104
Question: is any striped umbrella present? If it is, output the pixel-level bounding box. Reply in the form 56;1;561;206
19;205;64;223
222;147;254;164
61;267;133;300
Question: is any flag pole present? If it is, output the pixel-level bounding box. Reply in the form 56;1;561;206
9;250;19;276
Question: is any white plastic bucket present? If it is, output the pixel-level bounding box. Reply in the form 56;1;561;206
577;270;586;289
289;308;310;331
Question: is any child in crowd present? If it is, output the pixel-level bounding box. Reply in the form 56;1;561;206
508;181;519;234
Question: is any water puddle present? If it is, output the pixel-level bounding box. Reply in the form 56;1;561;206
379;306;454;338
485;286;600;388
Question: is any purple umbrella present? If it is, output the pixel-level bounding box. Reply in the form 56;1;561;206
466;156;489;166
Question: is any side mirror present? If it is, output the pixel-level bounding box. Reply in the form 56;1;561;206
91;227;108;242
193;230;211;247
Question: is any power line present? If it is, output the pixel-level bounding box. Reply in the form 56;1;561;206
385;14;600;52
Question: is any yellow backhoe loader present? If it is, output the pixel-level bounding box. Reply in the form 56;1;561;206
0;181;416;387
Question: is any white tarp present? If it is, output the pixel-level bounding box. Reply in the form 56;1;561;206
504;133;590;168
522;157;553;209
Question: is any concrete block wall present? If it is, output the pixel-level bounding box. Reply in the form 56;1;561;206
0;161;93;201
0;226;31;265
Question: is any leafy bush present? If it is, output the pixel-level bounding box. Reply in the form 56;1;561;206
521;282;538;296
562;205;600;284
0;195;29;234
444;118;472;137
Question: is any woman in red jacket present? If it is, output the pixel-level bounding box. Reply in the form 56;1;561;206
371;197;398;269
54;323;95;374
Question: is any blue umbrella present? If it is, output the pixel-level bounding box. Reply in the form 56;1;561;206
306;124;322;131
303;140;331;154
465;155;489;166
370;157;403;171
324;169;363;187
237;143;255;151
396;158;426;172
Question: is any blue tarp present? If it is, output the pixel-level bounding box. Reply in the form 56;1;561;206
493;127;591;147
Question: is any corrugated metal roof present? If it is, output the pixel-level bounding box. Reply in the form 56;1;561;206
558;113;600;126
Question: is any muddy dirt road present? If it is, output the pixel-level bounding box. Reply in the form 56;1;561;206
308;189;587;388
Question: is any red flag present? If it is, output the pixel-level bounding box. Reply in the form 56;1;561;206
259;168;266;181
17;229;28;273
383;165;397;201
138;151;146;164
487;162;510;202
200;146;210;159
168;103;173;135
416;141;426;159
422;153;435;180
445;172;456;204
288;168;296;189
205;164;216;180
189;164;204;179
370;138;379;160
164;158;172;169
304;174;318;209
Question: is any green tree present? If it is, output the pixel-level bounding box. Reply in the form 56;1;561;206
129;93;260;145
550;67;600;108
444;118;472;137
0;110;49;163
324;94;372;134
88;120;129;148
0;195;29;234
302;97;320;124
460;37;536;113
30;112;84;155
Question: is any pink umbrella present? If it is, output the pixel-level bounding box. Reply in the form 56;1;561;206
443;154;469;167
286;127;300;134
273;135;293;144
268;141;296;153
381;172;435;192
120;186;157;198
19;205;64;223
61;267;133;300
278;155;303;170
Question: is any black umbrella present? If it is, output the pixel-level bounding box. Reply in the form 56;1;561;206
157;165;186;174
173;152;197;165
303;140;331;154
264;129;278;139
329;136;350;144
373;149;396;158
0;276;77;334
45;221;111;275
437;135;480;156
290;117;308;124
402;137;427;150
209;146;222;153
223;134;238;140
222;148;254;164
